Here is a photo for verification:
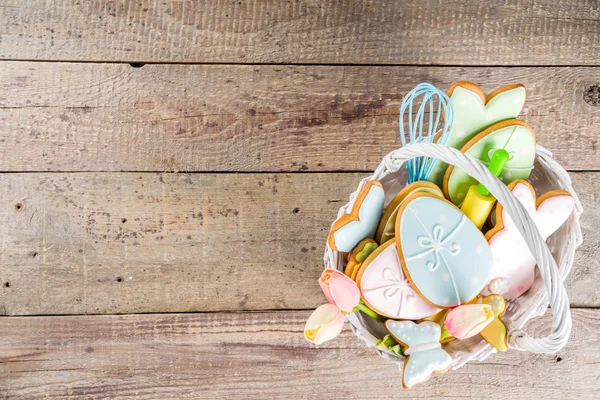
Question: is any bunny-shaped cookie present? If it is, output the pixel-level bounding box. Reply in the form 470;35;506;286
484;180;574;299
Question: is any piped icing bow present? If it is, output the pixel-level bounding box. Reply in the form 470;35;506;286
366;267;414;301
397;195;492;308
409;220;465;272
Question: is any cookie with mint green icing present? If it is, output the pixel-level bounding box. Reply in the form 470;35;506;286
428;82;526;186
443;119;536;205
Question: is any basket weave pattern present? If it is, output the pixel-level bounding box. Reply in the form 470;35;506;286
324;143;583;369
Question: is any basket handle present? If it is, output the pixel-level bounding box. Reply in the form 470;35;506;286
384;143;572;354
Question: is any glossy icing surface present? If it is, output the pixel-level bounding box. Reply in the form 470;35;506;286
378;186;443;244
386;320;452;389
332;184;385;252
445;122;535;205
484;182;574;299
428;84;526;186
359;240;440;319
397;195;492;307
344;239;378;279
447;85;526;150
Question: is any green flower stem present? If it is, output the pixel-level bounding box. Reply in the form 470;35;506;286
353;301;384;321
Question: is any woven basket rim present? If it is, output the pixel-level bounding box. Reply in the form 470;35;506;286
323;143;582;368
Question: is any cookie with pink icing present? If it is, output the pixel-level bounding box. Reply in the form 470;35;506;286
484;180;575;299
356;240;440;320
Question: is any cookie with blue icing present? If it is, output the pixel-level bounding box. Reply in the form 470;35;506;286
374;181;443;245
385;320;453;389
328;180;385;252
395;193;493;308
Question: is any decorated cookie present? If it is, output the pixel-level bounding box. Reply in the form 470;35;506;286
421;309;453;343
428;82;526;186
484;180;574;299
375;181;443;244
444;119;536;205
356;240;440;320
479;295;508;352
395;193;493;308
344;238;378;280
328;180;385;252
386;320;453;389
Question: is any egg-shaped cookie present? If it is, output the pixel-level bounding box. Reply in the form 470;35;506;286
395;193;493;308
443;119;535;205
375;181;443;244
356;239;440;320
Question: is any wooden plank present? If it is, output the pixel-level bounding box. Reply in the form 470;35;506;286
0;309;598;399
0;172;596;316
0;62;599;172
0;0;599;65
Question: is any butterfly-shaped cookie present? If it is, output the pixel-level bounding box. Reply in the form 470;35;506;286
386;320;452;389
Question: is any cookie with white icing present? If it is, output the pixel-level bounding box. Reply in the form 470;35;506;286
484;180;574;299
356;240;440;320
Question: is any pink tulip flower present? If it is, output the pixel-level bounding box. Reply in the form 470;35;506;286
445;304;494;340
304;304;345;345
318;268;360;312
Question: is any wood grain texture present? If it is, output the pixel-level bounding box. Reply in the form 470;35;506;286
0;309;598;399
0;172;596;316
0;62;599;172
0;0;599;65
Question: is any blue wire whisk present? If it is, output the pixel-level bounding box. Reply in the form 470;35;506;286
399;83;455;183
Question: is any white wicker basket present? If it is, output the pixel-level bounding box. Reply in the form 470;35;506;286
324;143;583;370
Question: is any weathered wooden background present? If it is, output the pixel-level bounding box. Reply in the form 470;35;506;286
0;1;599;398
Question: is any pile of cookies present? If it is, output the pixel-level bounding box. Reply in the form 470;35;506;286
304;82;575;389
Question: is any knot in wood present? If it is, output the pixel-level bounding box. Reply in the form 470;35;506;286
584;84;600;106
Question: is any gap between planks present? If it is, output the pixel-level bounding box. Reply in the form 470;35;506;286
0;62;599;172
0;172;596;316
4;59;600;68
0;309;598;399
0;0;599;65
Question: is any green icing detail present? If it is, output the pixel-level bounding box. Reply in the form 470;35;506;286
428;85;526;186
356;242;378;263
446;123;535;205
